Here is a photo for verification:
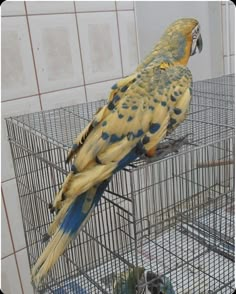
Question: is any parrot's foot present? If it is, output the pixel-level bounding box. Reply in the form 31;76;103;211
42;233;50;243
143;133;195;162
48;202;59;214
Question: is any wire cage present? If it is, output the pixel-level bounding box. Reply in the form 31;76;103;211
6;74;235;294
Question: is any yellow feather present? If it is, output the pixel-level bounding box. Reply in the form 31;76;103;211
98;137;137;164
65;163;117;199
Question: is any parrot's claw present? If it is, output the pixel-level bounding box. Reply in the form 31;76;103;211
48;203;55;214
143;133;195;162
42;233;50;243
48;203;60;214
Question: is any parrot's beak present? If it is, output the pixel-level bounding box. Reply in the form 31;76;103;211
197;34;203;53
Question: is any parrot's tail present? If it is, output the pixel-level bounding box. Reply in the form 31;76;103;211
31;179;110;287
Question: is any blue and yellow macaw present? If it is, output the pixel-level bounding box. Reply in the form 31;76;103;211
31;18;202;286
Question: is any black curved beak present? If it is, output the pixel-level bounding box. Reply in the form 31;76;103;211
197;33;203;53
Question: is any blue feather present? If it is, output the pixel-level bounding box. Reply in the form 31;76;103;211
116;142;145;172
60;180;110;235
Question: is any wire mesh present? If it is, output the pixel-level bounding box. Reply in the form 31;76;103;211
6;74;235;294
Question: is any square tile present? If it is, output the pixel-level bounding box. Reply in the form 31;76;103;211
224;56;235;74
77;12;122;83
26;1;74;14
221;5;227;56
1;255;22;294
75;1;115;12
2;179;26;251
86;79;120;102
1;17;38;101
1;197;14;258
116;0;134;10
1;1;25;16
29;14;84;93
16;249;34;294
41;86;86;110
1;96;41;181
229;4;235;55
118;11;138;76
221;4;235;56
230;55;235;73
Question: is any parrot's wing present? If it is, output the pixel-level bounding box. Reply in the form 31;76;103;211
51;72;150;213
66;73;137;163
142;64;192;157
66;104;108;163
51;64;192;220
165;65;192;134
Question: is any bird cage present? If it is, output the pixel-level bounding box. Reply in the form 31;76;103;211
6;74;235;293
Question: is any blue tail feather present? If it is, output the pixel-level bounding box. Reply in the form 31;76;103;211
61;141;144;236
60;179;110;235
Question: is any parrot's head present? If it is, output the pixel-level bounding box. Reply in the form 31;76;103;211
162;18;203;65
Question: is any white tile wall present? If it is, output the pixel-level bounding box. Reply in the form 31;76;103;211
1;17;38;101
1;2;138;292
1;1;26;16
77;12;122;83
29;14;84;92
2;179;26;251
16;249;34;294
1;197;14;258
1;255;22;294
26;1;74;14
41;86;86;110
75;1;116;12
221;2;235;74
221;4;227;57
229;4;235;55
86;79;120;102
224;55;235;74
116;0;134;10
118;11;138;75
1;96;41;181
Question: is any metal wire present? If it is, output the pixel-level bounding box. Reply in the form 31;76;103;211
6;74;235;294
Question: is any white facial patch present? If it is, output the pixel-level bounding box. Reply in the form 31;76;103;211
191;24;200;55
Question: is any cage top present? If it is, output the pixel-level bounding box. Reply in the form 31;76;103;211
5;74;235;158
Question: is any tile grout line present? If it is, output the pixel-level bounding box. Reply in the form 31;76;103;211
1;77;124;104
1;9;134;18
115;1;124;78
1;188;25;294
1;176;16;184
24;1;43;111
220;3;226;66
133;2;141;64
73;2;88;103
1;246;28;261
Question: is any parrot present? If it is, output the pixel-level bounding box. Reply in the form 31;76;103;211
136;271;176;294
113;267;175;294
113;267;145;294
31;18;203;286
